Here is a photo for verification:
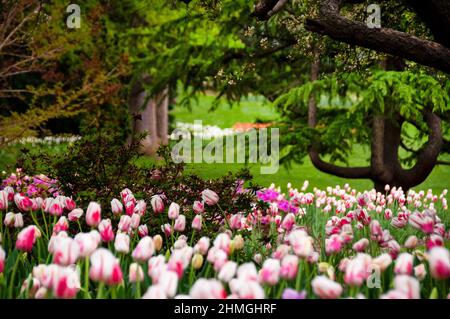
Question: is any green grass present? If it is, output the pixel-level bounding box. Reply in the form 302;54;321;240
171;94;450;193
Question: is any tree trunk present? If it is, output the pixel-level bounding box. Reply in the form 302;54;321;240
128;76;170;156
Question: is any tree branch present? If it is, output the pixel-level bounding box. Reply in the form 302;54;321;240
304;0;450;73
251;0;289;20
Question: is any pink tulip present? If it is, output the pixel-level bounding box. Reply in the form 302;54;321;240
394;253;414;275
63;197;76;211
98;219;115;242
111;198;123;215
132;236;155;262
134;200;147;216
404;235;418;249
229;279;265;299
48;198;63;216
218;261;237;283
428;247;450;280
229;213;243;230
4;212;15;227
120;188;133;202
159;270;179;297
280;255;299;280
414;264;427;281
74;231;100;257
125;200;135;216
89;248;123;285
193;201;204;214
168;202;180;220
0;190;8;211
325;234;344;255
129;263;144;283
189;278;227;299
52;266;80;299
0;246;5;274
14;193;33;212
426;234;444;250
370;220;383;241
281;213;295;231
68;208;83;222
352;238;369;252
174;214;186;232
130;213;141;229
201;189;219;206
382;275;420;299
114;233;130;254
162;223;172;236
288;230;314;258
409;212;434;234
192;214;202;231
258;258;280;285
14;213;24;228
311;276;343;299
16;225;41;252
86;202;101;227
52;216;69;234
148;255;167;283
194;237;210;255
118;215;131;233
138;224;149;237
151;195;164;214
52;237;80;266
344;253;372;286
213;233;232;255
142;285;167;299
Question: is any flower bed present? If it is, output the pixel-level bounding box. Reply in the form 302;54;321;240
0;177;449;299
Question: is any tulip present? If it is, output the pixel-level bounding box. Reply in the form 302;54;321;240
138;224;148;238
394;253;414;275
153;234;163;252
229;278;265;299
253;253;262;264
325;234;344;255
229;214;242;230
409;211;434;234
134;200;147;216
344;253;372;286
98;219;114;242
428;246;450;280
52;266;81;299
193;200;204;214
382;275;420;299
16;225;41;252
194;237;210;255
232;234;244;251
124;201;135;216
86;202;101;227
352;238;369;252
148;255;167;283
0;246;5;274
21;277;41;298
218;261;237;283
129;263;144;283
258;258;280;285
192;214;202;231
74;231;100;257
426;234;444;250
151;195;164;214
130;213;141;229
414;264;427;281
311;276;343;299
236;262;258;281
132;236;155;262
111;198;123;215
120;188;133;201
202;189;219;206
68;208;83;222
371;253;392;272
403;235;418;249
89;248;123;285
142;285;167;299
14;193;33;212
213;233;232;255
48;199;63;216
189;278;227;299
280;255;299;280
4;212;15;227
52;216;68;234
159;270;179;297
0;190;8;211
52;237;80;266
282;288;306;299
191;253;204;270
168;202;180;220
114;233;130;254
288;230;314;258
174;214;186;232
162;223;172;236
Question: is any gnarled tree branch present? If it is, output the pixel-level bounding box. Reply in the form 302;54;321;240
304;0;450;73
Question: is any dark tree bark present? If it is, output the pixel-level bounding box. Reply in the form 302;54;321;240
304;0;450;74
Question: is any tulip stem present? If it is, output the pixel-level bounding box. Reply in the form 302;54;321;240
84;257;91;299
96;282;105;299
295;261;303;291
8;252;21;298
30;211;47;240
217;203;232;232
135;281;141;299
41;210;49;238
